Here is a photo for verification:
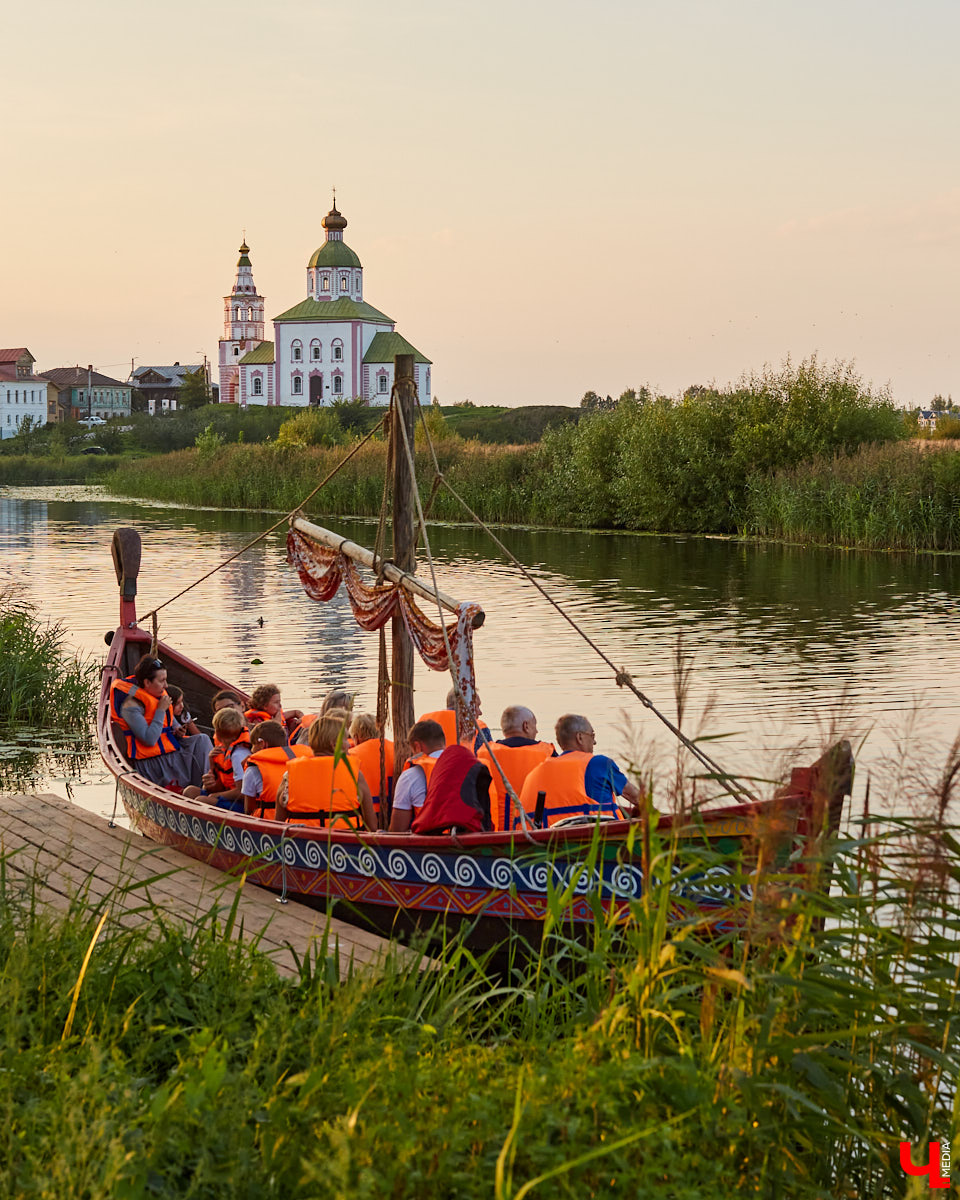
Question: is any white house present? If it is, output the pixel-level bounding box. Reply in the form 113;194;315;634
218;201;431;408
0;349;50;438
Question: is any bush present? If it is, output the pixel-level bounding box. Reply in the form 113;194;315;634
0;595;94;726
276;408;348;448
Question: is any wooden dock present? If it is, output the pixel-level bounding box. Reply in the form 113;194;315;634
0;793;417;980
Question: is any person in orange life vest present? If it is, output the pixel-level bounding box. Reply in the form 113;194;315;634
518;713;641;827
417;688;491;754
277;709;376;830
166;685;200;737
241;721;311;820
347;711;394;818
183;707;251;809
111;654;213;790
477;705;556;830
245;683;303;739
212;689;244;716
412;743;494;836
291;688;354;746
388;719;446;833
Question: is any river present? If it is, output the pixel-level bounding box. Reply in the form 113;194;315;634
2;485;959;820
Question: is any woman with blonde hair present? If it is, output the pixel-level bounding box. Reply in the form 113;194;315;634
278;708;376;830
348;711;394;823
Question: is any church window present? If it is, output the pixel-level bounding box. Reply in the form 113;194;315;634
247;306;254;321
235;307;241;321
292;340;303;362
252;377;263;396
321;276;330;292
340;275;347;290
233;347;239;356
292;376;303;395
332;340;343;361
311;341;321;361
378;374;388;394
332;375;342;395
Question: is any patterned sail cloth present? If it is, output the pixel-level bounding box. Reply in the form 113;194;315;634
287;528;483;737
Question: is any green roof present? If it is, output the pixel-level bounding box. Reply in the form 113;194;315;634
237;255;251;267
272;297;394;324
238;341;274;365
362;331;431;365
307;240;362;269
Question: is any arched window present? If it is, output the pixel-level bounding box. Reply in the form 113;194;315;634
292;375;303;395
332;375;343;395
377;374;388;394
291;340;303;362
321;275;330;292
233;346;239;356
235;307;241;321
332;340;343;362
247;306;254;321
252;376;263;396
310;340;321;361
340;275;347;290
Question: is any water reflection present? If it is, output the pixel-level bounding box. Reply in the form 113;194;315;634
1;486;958;817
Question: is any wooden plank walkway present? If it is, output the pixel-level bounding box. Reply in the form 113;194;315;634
0;792;419;980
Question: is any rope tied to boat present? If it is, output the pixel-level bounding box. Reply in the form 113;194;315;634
410;394;760;806
136;412;388;629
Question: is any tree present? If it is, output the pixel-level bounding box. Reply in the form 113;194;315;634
580;390;602;410
931;394;946;413
177;369;209;410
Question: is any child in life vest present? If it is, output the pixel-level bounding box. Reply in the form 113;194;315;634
183;707;251;809
245;684;303;738
166;685;200;737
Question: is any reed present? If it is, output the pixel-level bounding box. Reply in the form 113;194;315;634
0;454;124;484
0;785;955;1197
0;595;95;727
743;440;960;550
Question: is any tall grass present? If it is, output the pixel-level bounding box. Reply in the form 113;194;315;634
0;780;955;1197
0;454;124;484
743;440;960;550
0;595;95;727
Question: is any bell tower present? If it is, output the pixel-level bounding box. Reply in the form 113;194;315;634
218;238;265;405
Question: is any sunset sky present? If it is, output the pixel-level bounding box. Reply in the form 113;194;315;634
4;0;958;408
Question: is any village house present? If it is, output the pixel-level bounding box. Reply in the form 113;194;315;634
0;348;51;438
43;366;132;422
130;363;210;414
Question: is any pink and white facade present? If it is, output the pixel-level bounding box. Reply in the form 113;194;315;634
218;241;266;406
221;203;431;409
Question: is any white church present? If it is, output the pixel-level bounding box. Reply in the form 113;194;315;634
218;202;431;408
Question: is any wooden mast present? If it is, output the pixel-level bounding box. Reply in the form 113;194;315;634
391;354;417;765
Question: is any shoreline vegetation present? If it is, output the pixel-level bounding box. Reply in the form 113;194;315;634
5;358;960;551
1;803;956;1197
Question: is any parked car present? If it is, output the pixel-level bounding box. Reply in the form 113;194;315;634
78;416;106;427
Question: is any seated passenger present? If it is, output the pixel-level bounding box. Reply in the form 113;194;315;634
184;707;251;809
347;712;394;822
417;687;491;753
245;683;303;738
211;690;245;720
166;685;200;737
478;705;555;829
411;744;493;836
290;688;354;745
388;719;446;833
518;713;640;828
241;720;311;820
110;654;213;790
279;709;376;831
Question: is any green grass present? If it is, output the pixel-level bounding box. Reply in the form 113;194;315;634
0;455;124;484
0;596;95;727
0;796;956;1198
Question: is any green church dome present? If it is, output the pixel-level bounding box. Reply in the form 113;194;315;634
307;240;362;269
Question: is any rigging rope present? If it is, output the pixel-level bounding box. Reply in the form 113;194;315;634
137;413;387;626
390;383;534;834
410;398;759;806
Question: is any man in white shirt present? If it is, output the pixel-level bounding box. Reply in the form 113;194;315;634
388;720;446;833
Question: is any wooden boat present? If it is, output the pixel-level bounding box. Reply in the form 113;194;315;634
97;361;852;950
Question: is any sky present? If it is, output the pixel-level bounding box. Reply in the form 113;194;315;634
4;0;959;408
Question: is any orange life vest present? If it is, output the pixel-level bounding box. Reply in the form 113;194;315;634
417;709;490;748
285;754;364;829
110;677;181;761
209;730;252;791
289;712;319;744
478;741;555;829
403;751;441;784
245;706;282;727
348;737;394;814
518;751;618;827
245;744;311;819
